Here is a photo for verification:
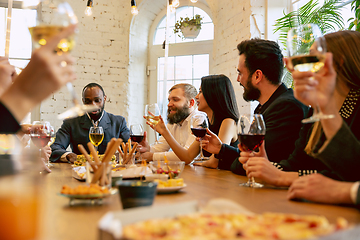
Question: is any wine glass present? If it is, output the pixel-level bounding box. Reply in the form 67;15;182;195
190;116;209;162
238;114;266;188
30;121;52;166
89;126;104;152
287;24;334;123
130;124;144;163
23;0;98;120
144;103;161;144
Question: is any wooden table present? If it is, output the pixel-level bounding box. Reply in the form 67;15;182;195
38;164;360;240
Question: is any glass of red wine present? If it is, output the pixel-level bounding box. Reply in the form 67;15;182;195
130;124;144;163
190;116;209;163
238;114;266;188
30;121;52;167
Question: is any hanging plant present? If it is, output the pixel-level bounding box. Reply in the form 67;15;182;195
174;14;203;39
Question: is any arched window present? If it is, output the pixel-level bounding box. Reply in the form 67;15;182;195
149;4;214;112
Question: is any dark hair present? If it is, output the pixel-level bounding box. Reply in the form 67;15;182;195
237;39;283;85
201;74;239;125
82;83;106;97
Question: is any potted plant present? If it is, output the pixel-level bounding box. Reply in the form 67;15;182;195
174;14;203;39
273;0;345;88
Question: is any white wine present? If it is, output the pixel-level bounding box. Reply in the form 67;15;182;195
28;25;75;53
89;133;104;147
145;116;160;125
48;137;56;146
291;55;325;73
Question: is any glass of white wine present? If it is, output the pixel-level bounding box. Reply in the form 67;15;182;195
23;0;98;120
89;126;104;152
144;103;161;144
287;24;334;123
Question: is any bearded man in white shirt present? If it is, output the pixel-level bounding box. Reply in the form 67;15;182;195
139;83;206;162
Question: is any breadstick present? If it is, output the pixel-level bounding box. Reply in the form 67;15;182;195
91;164;104;184
103;139;122;163
87;142;100;164
123;142;128;163
128;139;132;153
128;142;138;157
78;144;97;172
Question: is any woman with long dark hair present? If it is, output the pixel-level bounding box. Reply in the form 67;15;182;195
148;74;239;169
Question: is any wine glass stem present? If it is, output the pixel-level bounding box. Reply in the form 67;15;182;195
199;138;205;159
154;130;158;144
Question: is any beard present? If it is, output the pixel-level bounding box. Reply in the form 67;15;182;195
242;76;261;102
88;103;105;121
167;104;191;124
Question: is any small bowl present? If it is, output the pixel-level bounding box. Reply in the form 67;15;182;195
145;174;169;181
148;161;185;178
116;181;157;209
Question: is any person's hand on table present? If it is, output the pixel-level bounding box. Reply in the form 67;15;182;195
196;128;222;155
0;56;17;96
137;131;150;153
288;174;353;204
66;152;77;163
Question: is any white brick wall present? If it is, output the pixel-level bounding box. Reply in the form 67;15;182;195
36;0;265;130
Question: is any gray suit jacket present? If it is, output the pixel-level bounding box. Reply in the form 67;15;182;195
50;111;129;162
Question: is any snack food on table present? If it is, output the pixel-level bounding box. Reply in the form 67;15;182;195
60;184;109;195
118;139;138;165
154;178;184;188
74;154;116;166
122;212;349;240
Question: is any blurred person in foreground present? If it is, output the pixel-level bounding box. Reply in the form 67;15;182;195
240;30;360;187
139;83;206;162
199;39;308;172
50;83;130;163
0;25;77;171
147;74;239;168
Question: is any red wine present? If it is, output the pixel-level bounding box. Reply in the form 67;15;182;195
191;128;207;138
31;135;51;148
238;134;265;151
130;135;144;143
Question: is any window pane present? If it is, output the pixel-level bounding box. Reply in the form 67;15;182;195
194;7;212;23
9;9;35;58
175;6;193;23
193;54;209;79
175;55;192;80
193;79;201;91
158;57;175;80
154;6;213;45
154;28;165;45
196;23;214;41
0;8;5;56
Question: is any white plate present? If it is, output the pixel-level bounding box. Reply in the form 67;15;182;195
157;184;187;193
72;166;86;181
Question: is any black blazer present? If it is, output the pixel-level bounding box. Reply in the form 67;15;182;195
216;83;309;174
50;111;130;162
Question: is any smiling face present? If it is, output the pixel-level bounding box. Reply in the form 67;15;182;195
82;86;106;120
237;54;261;102
167;88;191;124
195;87;209;112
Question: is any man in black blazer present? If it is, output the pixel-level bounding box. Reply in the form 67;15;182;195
50;83;130;163
202;39;309;174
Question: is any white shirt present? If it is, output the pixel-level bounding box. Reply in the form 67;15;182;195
151;109;207;162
